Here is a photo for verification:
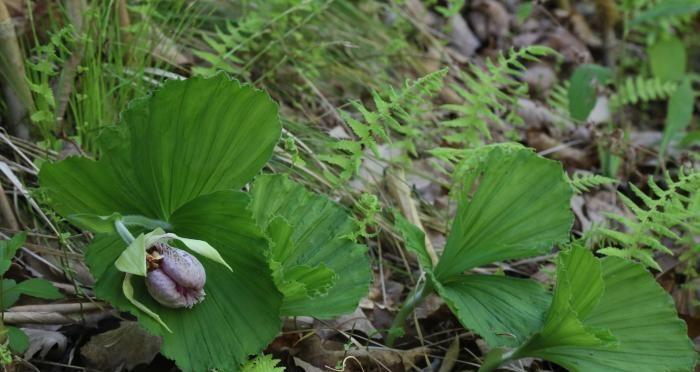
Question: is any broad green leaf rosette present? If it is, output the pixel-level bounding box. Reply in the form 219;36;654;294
398;145;574;347
396;145;696;370
39;76;284;371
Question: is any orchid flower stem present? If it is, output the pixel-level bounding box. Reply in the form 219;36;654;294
122;215;172;231
386;279;434;347
115;219;135;245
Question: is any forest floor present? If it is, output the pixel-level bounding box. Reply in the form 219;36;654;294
0;0;698;371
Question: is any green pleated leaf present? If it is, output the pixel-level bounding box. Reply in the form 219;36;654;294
39;155;151;218
434;274;550;348
515;247;614;356
124;75;281;219
513;247;696;371
435;147;573;281
250;174;371;318
39;74;281;225
266;216;336;302
85;191;282;372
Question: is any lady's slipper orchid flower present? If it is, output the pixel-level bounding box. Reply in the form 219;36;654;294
145;243;206;308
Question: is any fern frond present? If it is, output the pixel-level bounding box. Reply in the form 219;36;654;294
592;169;700;268
320;69;447;183
610;76;677;107
241;354;285;372
568;172;618;194
442;45;556;147
625;0;700;36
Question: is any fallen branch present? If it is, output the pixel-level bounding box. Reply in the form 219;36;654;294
7;302;107;314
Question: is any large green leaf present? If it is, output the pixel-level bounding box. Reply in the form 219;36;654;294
393;213;550;348
39;74;281;223
515;247;613;356
249;174;371;318
512;247;696;371
124;75;281;219
39;156;150;218
434;147;573;281
266;216;336;304
86;191;282;372
39;76;284;371
435;274;550;348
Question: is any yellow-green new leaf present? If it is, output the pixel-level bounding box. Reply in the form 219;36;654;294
122;274;172;333
115;234;147;277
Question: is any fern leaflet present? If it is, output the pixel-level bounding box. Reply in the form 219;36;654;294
593;168;700;269
319;69;447;183
568;172;618;194
610;76;677;107
441;45;556;147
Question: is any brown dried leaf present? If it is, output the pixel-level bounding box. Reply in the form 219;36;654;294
546;27;592;64
449;14;480;58
22;328;67;360
468;0;510;41
297;333;429;371
81;321;161;371
324;307;381;340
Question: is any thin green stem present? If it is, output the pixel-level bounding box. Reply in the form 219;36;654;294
386;279;434;347
478;348;516;372
121;215;172;231
114;219;135;244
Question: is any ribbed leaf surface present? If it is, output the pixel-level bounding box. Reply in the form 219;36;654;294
250;174;371;318
435;275;550;347
516;247;696;371
435;147;573;281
